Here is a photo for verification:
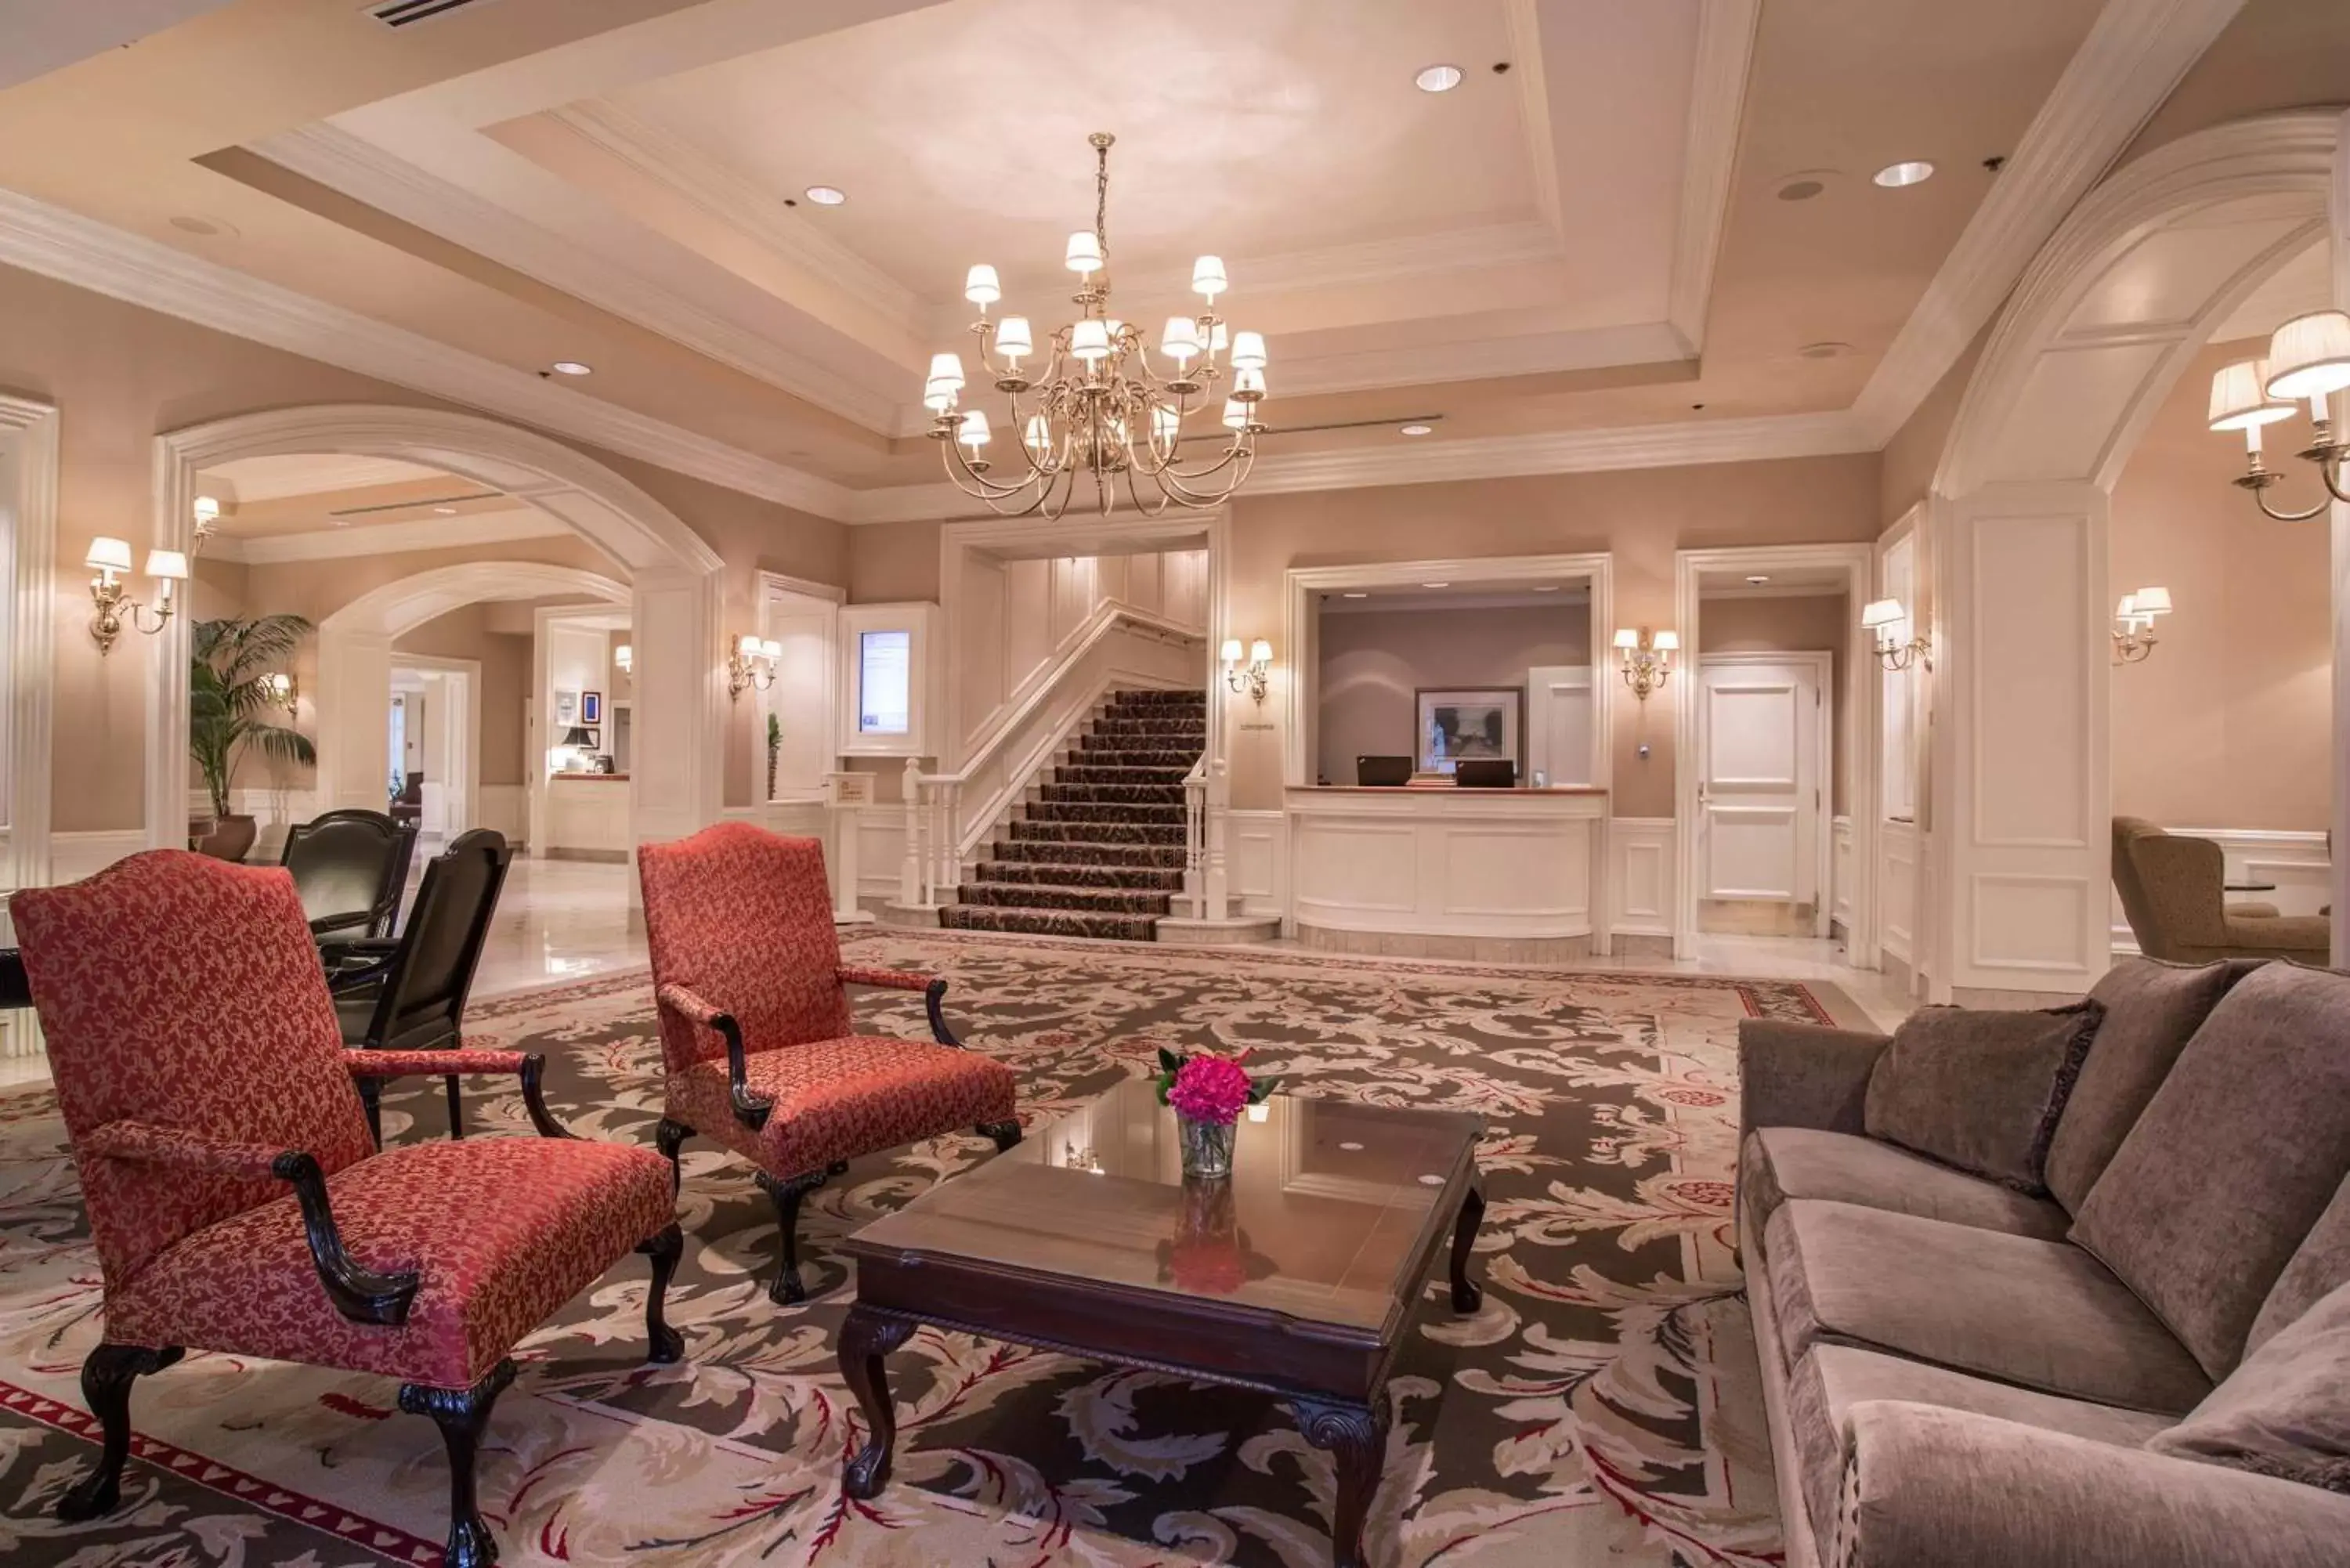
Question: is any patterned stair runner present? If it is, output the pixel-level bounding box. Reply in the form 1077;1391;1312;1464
940;688;1203;941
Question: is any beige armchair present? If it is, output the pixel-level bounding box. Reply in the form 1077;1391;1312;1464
2111;815;2328;963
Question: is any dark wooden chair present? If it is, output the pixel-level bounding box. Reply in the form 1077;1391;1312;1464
10;848;681;1568
326;829;513;1145
390;771;425;828
283;809;418;941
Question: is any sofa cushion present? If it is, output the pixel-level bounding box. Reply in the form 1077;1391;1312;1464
2251;1175;2350;1355
1790;1343;2170;1542
1741;1127;2070;1243
2146;1281;2350;1493
2043;958;2254;1214
1766;1200;2211;1415
2070;961;2350;1380
1864;1001;2102;1194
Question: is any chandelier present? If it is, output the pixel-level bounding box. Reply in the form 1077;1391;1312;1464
2208;309;2350;519
924;132;1267;519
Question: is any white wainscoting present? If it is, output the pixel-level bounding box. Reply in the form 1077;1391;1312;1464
1226;808;1287;921
856;812;907;901
2111;826;2333;952
1878;819;1918;965
1832;815;1854;933
1607;817;1675;939
50;829;149;883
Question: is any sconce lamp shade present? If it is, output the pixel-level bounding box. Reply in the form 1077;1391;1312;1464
2129;586;2173;616
1650;630;1679;652
737;633;763;657
1611;627;1640;650
191;495;222;526
1219;638;1244;663
1860;598;1908;630
2208;359;2298;430
760;638;782;659
559;726;595;749
84;536;134;573
1249;638;1273;665
144;549;190;580
2265;311;2350;402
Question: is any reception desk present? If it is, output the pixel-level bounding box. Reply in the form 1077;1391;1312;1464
544;773;631;862
1285;786;1607;960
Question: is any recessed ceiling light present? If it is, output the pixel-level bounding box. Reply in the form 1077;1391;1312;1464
433;506;458;515
804;185;848;206
550;360;593;376
1873;161;1935;188
1399;423;1434;437
1422;581;1451;589
168;214;237;237
1533;584;1560;592
1746;574;1770;585
1799;341;1853;359
1415;63;1463;93
1342;591;1370;598
1776;178;1826;202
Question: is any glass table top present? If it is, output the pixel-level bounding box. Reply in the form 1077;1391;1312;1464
848;1078;1481;1331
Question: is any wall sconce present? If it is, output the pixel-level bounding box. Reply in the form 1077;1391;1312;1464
2207;313;2349;520
85;537;190;653
2111;586;2171;663
191;494;222;554
1861;598;1932;672
727;634;781;700
1613;627;1677;699
1220;636;1272;703
615;642;634;675
265;671;300;715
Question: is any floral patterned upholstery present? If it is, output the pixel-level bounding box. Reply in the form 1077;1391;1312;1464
107;1135;674;1388
639;824;1019;1178
9;850;677;1389
668;1034;1018;1176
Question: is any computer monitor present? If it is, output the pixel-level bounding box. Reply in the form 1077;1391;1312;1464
1356;754;1413;786
1455;758;1517;789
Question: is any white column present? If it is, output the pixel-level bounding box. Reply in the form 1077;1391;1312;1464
2329;107;2349;967
1925;485;2111;1003
313;627;394;814
627;566;725;888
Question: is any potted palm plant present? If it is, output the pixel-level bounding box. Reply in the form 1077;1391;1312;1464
189;614;315;862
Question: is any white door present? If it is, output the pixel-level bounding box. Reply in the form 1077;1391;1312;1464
764;587;840;797
1525;665;1595;786
1697;654;1828;927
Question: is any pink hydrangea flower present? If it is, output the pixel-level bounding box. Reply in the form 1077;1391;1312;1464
1167;1054;1253;1125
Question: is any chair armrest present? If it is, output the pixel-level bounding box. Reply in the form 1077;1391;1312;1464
342;1050;576;1140
1838;1401;2350;1568
0;947;30;1010
320;937;401;995
837;966;959;1046
656;981;771;1131
1735;1018;1889;1154
308;911;374;938
78;1119;421;1326
2222;913;2333;952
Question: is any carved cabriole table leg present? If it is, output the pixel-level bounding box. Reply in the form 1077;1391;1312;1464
1290;1394;1389;1568
837;1305;916;1499
1449;1180;1486;1313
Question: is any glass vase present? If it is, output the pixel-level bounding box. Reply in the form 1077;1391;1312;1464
1177;1111;1236;1180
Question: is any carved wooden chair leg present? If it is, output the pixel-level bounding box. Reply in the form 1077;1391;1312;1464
399;1359;516;1568
755;1168;829;1304
444;1075;465;1140
55;1343;184;1521
654;1118;692;1195
640;1223;685;1363
978;1118;1023;1152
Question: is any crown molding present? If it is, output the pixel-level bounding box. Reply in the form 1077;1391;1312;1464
206;506;572;565
0;186;858;521
1502;0;1566;240
252;122;908;435
1667;0;1761;352
1850;0;2249;443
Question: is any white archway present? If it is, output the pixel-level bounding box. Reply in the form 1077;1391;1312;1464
151;405;725;863
1917;108;2348;1001
315;562;631;829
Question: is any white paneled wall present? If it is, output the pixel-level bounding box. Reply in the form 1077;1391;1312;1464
1609;817;1675;940
956;549;1209;753
1879;819;1918;966
1227;808;1287;920
1832;815;1854;933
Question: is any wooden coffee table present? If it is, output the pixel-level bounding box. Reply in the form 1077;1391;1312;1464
837;1078;1486;1568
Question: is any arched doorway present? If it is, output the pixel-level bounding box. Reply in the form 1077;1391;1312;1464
150;405;725;863
1917;108;2348;999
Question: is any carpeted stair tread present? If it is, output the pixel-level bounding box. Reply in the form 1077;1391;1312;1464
943;687;1206;942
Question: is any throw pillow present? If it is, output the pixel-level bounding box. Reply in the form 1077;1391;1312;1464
1862;1000;2103;1194
2042;957;2254;1214
2070;961;2350;1381
2146;1279;2350;1493
2249;1173;2350;1357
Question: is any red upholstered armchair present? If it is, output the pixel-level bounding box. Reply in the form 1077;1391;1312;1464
638;823;1021;1303
12;851;683;1568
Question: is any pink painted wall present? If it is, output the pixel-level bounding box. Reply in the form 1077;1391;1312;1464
1313;602;1590;785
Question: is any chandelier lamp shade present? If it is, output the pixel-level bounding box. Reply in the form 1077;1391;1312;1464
926;132;1267;519
2208;309;2350;519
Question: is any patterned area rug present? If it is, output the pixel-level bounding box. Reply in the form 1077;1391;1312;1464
0;934;1840;1566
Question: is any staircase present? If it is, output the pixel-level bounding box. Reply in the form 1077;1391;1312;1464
940;688;1204;940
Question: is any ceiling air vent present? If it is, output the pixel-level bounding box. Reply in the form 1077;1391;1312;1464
365;0;500;29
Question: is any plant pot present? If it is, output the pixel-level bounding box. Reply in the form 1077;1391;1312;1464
193;813;258;863
1177;1111;1236;1180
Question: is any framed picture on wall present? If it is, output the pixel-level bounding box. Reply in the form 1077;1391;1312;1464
555;689;579;726
1415;687;1524;775
582;726;601;750
582;691;603;723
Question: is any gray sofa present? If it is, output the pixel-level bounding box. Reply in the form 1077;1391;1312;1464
1737;956;2350;1567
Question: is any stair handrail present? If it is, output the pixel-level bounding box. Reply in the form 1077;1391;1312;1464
898;601;1206;909
1182;753;1208;917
